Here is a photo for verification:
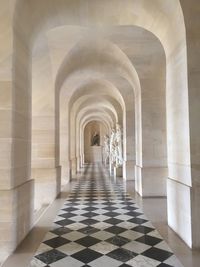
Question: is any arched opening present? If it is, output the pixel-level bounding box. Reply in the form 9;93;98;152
84;121;107;164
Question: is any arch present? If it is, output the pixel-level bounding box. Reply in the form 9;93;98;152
56;34;167;188
75;99;119;123
80;117;112;168
82;118;111;135
56;38;139;183
76;107;117;164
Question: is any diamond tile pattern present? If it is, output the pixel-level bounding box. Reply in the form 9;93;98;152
30;164;184;267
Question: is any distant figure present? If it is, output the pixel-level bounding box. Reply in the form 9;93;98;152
109;124;123;167
109;128;116;165
104;135;110;164
115;124;123;167
91;132;100;146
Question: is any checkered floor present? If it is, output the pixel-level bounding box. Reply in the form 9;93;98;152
30;164;184;267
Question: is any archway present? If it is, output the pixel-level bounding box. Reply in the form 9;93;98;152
84;121;107;164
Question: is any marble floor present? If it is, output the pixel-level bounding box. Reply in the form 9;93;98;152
28;164;184;267
4;163;200;267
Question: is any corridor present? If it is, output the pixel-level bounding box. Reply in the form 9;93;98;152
1;1;200;266
29;164;183;267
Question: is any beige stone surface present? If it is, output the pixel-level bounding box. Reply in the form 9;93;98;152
0;180;34;265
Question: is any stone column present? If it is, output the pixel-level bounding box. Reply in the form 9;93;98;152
31;32;63;211
135;77;167;197
0;30;34;263
70;158;77;177
167;1;200;248
31;115;61;212
114;166;123;177
76;156;81;172
80;153;85;167
0;80;34;264
123;108;135;180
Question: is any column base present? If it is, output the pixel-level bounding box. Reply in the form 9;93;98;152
77;156;84;172
135;165;167;197
32;167;61;213
80;154;85;168
60;162;70;185
0;180;34;265
191;184;200;248
114;166;123;178
167;178;193;248
70;158;77;177
123;160;135;180
109;163;113;176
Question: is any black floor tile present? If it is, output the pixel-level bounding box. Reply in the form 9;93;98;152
142;247;173;262
104;218;123;225
71;248;102;263
75;236;101;247
125;206;138;211
107;248;137;262
55;219;75;226
62;207;78;212
105;226;127;234
119;264;132;267
50;227;72;236
81;218;99;225
128;217;148;224
59;213;75;219
44;237;70;248
127;211;143;217
83;212;98;217
135;235;162;246
133;225;154;234
106;235;131;246
35;249;67;264
157;264;173;267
